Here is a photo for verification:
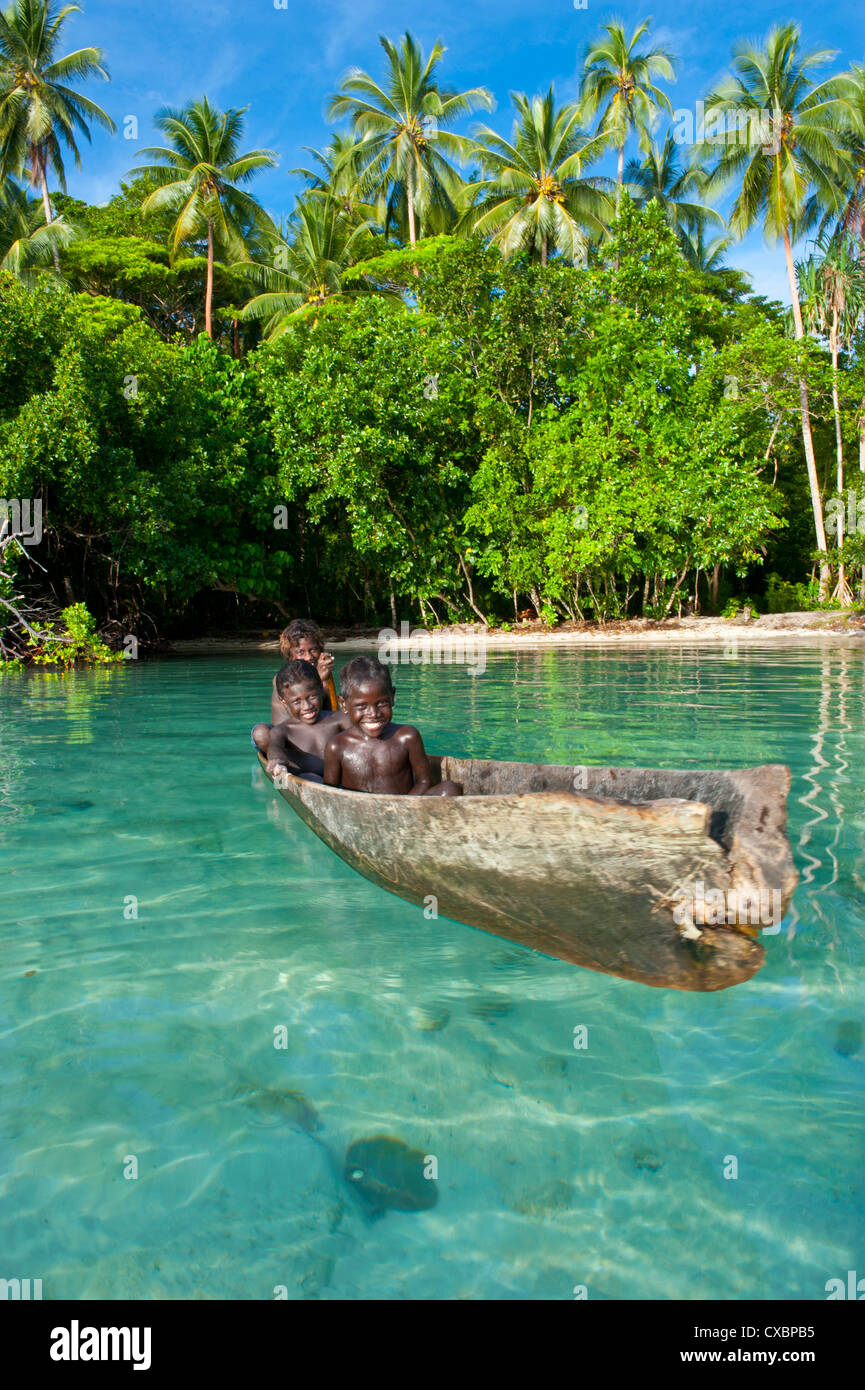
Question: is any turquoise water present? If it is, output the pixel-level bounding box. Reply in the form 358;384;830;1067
1;645;863;1300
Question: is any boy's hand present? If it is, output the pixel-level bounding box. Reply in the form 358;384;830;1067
317;652;335;682
267;761;289;778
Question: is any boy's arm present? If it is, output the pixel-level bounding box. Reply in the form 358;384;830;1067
318;652;336;711
323;733;344;787
404;726;434;795
266;724;302;777
270;675;284;724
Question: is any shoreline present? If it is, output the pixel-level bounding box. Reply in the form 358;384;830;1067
167;612;865;656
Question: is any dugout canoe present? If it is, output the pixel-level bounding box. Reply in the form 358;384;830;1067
259;755;797;991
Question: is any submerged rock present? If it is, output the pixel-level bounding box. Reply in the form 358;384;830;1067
834;1020;863;1057
344;1135;438;1215
232;1083;321;1133
633;1147;663;1173
409;1005;450;1032
468;996;514;1022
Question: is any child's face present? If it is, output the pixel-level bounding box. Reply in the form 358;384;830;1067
341;679;394;739
280;680;323;723
290;638;321;666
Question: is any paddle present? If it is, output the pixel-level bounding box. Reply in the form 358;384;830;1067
326;670;339;712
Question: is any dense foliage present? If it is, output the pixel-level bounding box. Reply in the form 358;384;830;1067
4;203;858;636
2;7;865;650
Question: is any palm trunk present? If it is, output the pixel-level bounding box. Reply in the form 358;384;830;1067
616;143;624;211
783;225;830;598
35;149;60;274
829;314;850;605
407;188;419;278
541;236;548;267
205;220;214;339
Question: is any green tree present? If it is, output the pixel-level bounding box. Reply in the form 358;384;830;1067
255;295;484;624
0;173;73;279
698;22;855;595
292;133;378;224
0;276;287;625
327;31;492;257
796;233;864;601
461;202;785;620
0;0;113;262
624;132;724;264
579;17;677;206
461;87;613;265
240;196;386;340
133;97;277;338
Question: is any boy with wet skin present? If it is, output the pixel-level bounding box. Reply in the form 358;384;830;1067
271;620;335;720
323;656;462;797
251;620;336;759
264;661;351;783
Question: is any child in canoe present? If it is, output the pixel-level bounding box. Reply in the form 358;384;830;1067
323;656;462;797
252;618;337;758
264;660;351;783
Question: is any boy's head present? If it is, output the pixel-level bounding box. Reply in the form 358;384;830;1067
339;656;395;739
279;619;324;665
275;659;323;723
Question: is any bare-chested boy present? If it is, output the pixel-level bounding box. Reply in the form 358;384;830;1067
263;661;351;783
252;619;336;758
323;656;462;797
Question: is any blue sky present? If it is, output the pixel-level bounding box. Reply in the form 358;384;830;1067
57;0;864;303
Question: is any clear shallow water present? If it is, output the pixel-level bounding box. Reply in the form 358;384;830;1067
0;645;863;1301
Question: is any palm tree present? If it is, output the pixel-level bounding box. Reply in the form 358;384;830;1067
461;87;613;265
682;223;733;274
835;64;865;247
0;0;112;270
796;234;864;602
327;31;492;258
579;18;677;208
624;131;724;263
0;171;73;279
292;133;377;223
836;64;865;498
239;196;388;339
132;97;277;338
698;23;855;596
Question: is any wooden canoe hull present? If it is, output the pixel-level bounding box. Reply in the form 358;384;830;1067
261;755;798;992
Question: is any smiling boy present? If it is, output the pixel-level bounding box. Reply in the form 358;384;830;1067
263;660;350;782
323;656;461;797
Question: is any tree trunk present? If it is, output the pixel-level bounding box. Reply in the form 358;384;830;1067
36;151;60;274
407;188;419;278
541;235;548;267
783;225;830;598
457;553;488;627
205;220;214;339
710;563;720;611
829;317;850;605
616;143;624;211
